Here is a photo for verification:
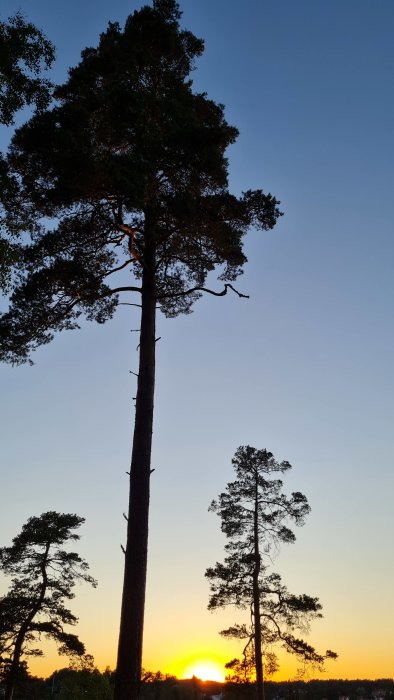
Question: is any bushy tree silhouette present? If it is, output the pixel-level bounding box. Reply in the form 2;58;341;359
0;512;96;700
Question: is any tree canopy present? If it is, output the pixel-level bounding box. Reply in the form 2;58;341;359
0;11;55;292
0;11;54;126
0;0;280;364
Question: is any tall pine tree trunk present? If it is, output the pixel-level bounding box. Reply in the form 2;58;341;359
115;242;156;700
253;470;264;700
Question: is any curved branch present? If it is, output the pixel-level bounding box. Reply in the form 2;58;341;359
157;283;249;301
118;223;143;266
242;634;254;657
119;303;142;308
104;259;135;277
102;286;142;296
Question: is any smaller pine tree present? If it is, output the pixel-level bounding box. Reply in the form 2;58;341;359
0;512;96;700
206;446;337;700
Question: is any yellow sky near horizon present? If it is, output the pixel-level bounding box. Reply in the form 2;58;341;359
21;600;394;683
6;514;393;685
24;642;394;684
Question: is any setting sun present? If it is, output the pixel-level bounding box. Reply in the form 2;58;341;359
181;661;225;683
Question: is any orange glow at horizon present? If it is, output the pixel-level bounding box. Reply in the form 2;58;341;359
180;660;225;682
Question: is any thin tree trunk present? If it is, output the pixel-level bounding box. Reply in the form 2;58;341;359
115;244;156;700
5;629;24;700
5;543;50;700
253;470;264;700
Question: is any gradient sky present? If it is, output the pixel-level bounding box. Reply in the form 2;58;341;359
1;0;394;682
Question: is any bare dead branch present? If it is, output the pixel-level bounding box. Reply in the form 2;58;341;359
157;283;249;301
104;286;142;295
119;302;142;307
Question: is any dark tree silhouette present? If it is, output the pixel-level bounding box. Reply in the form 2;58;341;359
206;446;337;700
0;511;96;700
0;11;54;126
0;2;281;698
0;11;55;292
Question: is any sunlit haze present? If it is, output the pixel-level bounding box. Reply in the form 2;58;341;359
180;661;225;683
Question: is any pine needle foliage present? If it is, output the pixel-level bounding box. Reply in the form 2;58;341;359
0;11;54;292
206;447;337;698
0;512;96;700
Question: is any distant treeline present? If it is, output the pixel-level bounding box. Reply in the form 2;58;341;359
1;669;393;700
224;679;394;700
142;676;394;700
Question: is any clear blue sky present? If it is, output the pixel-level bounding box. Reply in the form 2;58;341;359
1;0;393;680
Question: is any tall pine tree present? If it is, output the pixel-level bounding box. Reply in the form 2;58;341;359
0;3;282;698
206;447;337;700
